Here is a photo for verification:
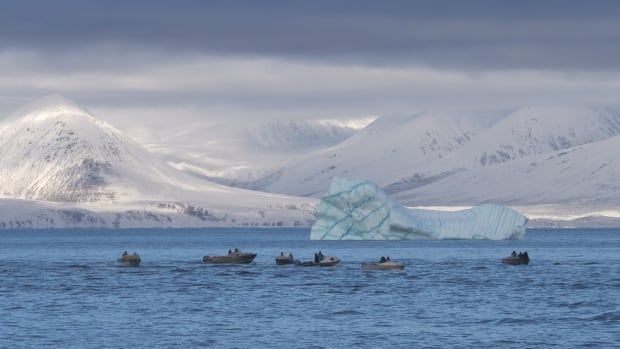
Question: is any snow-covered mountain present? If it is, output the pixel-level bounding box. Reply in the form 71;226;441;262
251;112;494;196
252;106;620;199
0;99;176;201
426;105;620;169
393;132;620;207
382;105;620;193
4;96;620;228
143;119;359;186
231;105;620;226
0;96;316;228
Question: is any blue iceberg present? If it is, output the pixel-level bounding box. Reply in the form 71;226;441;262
310;177;527;240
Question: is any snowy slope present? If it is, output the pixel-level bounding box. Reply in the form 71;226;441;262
436;105;620;168
143;119;358;185
0;199;314;229
222;104;620;226
0;198;315;229
392;133;620;207
254;112;486;196
0;97;185;201
383;106;620;193
0;96;316;228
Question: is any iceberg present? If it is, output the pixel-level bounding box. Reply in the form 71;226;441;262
310;177;527;240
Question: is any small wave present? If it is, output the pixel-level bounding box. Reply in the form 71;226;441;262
67;264;91;269
83;275;104;281
329;309;364;316
557;300;589;309
116;264;141;269
581;341;615;347
171;267;191;273
301;282;323;286
494;317;531;325
589;311;620;322
350;285;365;292
570;282;590;290
326;289;346;294
475;318;495;324
273;272;291;279
492;339;519;345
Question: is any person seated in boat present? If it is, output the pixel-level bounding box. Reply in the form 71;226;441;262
380;256;386;263
318;251;324;261
511;251;517;258
314;253;319;263
280;251;284;256
289;252;293;260
122;251;128;256
133;252;137;256
518;252;523;259
234;248;239;253
386;257;391;261
228;249;232;255
522;251;529;262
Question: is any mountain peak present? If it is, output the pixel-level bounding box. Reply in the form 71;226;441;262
0;95;125;145
0;96;152;202
16;94;93;123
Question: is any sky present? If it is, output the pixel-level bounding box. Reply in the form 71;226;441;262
1;0;620;138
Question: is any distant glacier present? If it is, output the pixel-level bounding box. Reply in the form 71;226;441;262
311;177;527;240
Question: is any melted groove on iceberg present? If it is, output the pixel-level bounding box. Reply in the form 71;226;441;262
310;177;528;240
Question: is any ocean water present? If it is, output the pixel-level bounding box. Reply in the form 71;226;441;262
1;228;619;348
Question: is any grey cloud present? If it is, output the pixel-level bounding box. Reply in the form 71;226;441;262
1;1;620;131
2;52;619;122
1;1;620;70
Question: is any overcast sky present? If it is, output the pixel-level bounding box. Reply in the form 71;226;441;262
1;0;620;136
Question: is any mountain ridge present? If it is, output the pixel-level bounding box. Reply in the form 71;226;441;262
251;112;485;196
0;97;317;228
380;105;620;194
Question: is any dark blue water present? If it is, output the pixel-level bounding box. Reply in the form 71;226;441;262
1;228;619;348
